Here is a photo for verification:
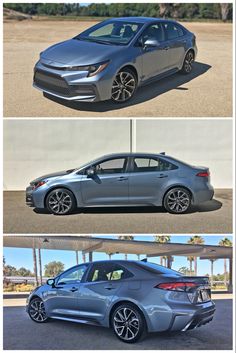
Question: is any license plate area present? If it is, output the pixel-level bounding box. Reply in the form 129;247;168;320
197;288;211;303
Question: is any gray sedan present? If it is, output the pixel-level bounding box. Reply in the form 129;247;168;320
26;152;214;215
26;260;215;343
33;17;197;103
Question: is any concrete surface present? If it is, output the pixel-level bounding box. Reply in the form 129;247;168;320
3;298;232;349
3;119;233;190
3;21;232;117
3;189;232;234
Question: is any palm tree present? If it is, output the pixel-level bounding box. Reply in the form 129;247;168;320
118;236;134;260
187;256;194;275
187;236;205;275
154;236;171;266
219;237;232;287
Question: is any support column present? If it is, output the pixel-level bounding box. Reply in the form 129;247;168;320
32;248;38;286
130;119;136;153
228;257;233;293
89;252;93;262
167;256;174;269
38;249;42;285
75;251;79;265
82;252;86;263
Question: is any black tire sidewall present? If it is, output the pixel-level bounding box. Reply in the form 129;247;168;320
28;298;48;323
111;303;146;343
181;51;194;74
164;187;191;214
111;68;137;103
46;188;76;215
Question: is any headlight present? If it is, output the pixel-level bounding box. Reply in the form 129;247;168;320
32;180;47;190
67;61;110;77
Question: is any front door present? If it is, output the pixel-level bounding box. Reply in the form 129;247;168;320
80;157;129;205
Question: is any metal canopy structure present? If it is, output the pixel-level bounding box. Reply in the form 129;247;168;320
3;235;232;259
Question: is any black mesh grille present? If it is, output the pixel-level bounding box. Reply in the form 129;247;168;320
34;70;95;98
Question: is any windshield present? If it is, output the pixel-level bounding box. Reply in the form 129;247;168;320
75;20;143;45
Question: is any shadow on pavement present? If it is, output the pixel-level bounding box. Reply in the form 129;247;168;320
44;62;211;113
33;197;222;216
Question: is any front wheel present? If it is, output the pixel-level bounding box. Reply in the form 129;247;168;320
111;304;146;343
46;188;76;215
180;51;194;74
28;298;48;323
111;68;137;103
163;187;191;214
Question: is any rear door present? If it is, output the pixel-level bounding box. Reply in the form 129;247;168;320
162;22;186;69
128;156;178;205
80;157;129;205
77;262;133;320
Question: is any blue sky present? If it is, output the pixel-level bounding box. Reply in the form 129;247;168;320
3;235;233;276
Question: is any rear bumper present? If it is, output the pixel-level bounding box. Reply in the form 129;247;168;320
192;184;214;205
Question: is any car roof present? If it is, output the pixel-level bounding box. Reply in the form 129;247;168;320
96;152;169;159
110;17;177;24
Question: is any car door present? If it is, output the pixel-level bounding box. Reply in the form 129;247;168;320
44;264;88;318
139;23;171;81
128;156;178;205
80;157;129;205
162;22;186;69
76;262;133;321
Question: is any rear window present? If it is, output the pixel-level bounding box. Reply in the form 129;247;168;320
136;261;181;275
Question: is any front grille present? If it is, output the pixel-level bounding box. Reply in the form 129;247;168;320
34;70;96;98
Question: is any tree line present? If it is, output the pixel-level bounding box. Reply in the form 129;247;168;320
3;3;233;21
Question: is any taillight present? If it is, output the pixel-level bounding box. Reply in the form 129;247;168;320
155;282;197;291
196;171;210;177
32;180;47;190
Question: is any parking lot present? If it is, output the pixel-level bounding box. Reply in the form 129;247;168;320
3;189;232;234
3;296;232;350
3;20;232;117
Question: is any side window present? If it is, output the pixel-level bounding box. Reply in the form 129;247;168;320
57;265;87;285
87;263;133;282
133;157;177;172
93;158;126;175
163;23;181;40
141;23;165;43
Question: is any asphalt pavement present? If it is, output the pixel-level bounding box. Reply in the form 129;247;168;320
3;298;232;350
3;189;232;234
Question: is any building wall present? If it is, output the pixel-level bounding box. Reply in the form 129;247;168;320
3;119;232;190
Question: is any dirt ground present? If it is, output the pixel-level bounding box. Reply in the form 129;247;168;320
3;20;233;117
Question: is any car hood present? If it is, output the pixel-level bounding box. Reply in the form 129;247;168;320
41;39;124;66
30;169;74;184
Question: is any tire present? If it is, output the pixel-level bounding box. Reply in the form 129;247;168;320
111;303;146;343
111;68;137;103
180;51;194;74
46;188;76;215
164;187;191;214
28;297;48;323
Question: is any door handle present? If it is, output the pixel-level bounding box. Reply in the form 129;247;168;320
70;287;78;292
117;176;128;181
157;174;168;178
104;285;115;290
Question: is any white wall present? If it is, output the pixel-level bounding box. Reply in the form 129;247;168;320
136;119;232;188
4;119;232;190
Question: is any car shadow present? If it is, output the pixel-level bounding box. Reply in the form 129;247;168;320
33;198;222;216
44;61;211;113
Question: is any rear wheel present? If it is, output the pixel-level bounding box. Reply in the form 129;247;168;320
181;51;194;74
46;188;76;215
111;304;146;343
28;298;48;323
111;68;137;103
164;187;191;214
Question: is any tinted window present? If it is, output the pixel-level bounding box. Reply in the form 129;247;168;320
163;23;181;40
136;262;181;275
77;21;143;45
87;263;133;282
133;157;177;172
141;23;165;43
94;158;127;175
58;265;88;285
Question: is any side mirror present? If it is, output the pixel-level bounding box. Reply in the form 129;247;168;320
144;38;160;48
47;278;55;286
86;167;96;177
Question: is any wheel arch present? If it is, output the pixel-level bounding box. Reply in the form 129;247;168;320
117;64;139;82
44;185;77;208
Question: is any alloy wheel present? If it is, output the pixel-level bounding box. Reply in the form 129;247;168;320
29;299;47;322
111;71;136;102
113;307;140;341
48;190;72;215
184;52;194;73
166;189;190;213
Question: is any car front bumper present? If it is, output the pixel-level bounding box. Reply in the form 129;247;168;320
33;60;114;102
